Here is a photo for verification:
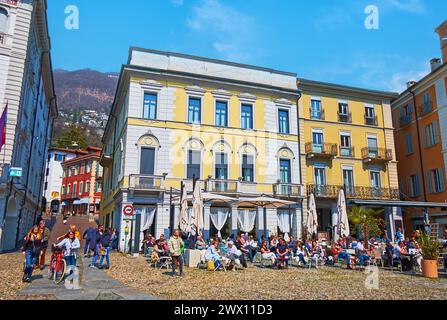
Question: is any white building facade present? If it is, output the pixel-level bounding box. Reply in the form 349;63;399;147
0;0;57;252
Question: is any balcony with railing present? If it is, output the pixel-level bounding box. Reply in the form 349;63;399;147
339;146;355;158
418;101;433;117
307;184;400;200
273;183;305;198
399;113;412;127
365;115;378;126
305;142;338;159
310;108;325;120
206;179;239;194
361;147;393;164
338;112;352;123
129;174;165;192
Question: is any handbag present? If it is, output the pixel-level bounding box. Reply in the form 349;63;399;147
100;248;107;256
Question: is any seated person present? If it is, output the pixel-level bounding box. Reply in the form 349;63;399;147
204;241;223;269
195;235;207;250
334;241;352;270
384;240;395;268
246;235;258;259
260;241;276;266
303;239;313;252
311;241;324;268
275;238;290;268
226;241;243;269
396;241;411;271
292;241;306;266
269;236;278;252
355;240;371;266
156;234;169;257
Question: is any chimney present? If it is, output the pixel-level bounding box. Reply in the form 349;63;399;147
407;81;417;89
435;20;447;64
430;58;442;72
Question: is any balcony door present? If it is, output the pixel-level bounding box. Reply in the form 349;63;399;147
215;153;228;192
311;99;322;119
280;159;292;195
340;133;352;157
314;167;326;196
370;171;382;197
343;168;354;196
312;130;324;153
367;136;378;158
140;147;156;188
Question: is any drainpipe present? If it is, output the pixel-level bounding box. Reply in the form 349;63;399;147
296;87;304;238
409;88;428;223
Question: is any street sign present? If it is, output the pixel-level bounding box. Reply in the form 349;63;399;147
123;205;134;217
9;167;22;177
89;204;95;214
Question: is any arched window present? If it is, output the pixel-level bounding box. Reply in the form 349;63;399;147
0;7;8;34
184;138;204;179
239;144;257;183
277;147;295;184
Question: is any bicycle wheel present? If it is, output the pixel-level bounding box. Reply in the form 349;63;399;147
54;259;66;284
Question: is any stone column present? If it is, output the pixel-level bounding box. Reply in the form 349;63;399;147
203;204;211;241
331;204;339;242
231;206;238;238
256;208;264;243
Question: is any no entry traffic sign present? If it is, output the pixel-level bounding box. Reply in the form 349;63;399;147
123;205;134;217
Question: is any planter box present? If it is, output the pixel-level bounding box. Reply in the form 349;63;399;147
421;259;438;279
184;249;202;268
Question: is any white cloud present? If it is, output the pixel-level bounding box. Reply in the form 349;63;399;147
383;66;430;92
186;0;257;62
170;0;184;7
387;0;426;14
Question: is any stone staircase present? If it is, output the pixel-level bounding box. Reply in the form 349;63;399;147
47;215;97;246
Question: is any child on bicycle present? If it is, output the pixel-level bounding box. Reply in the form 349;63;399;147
57;231;80;276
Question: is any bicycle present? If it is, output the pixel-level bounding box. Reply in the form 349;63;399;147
48;244;66;284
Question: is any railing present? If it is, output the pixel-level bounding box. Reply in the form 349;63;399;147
307;184;400;200
340;146;355;158
305;142;338;158
365;115;378;126
310;108;325;120
206;179;239;193
399;113;412;127
274;183;305;198
338;112;352;123
361;147;393;162
418;101;433;117
129;174;165;191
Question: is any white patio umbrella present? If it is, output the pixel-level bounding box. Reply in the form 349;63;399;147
237;195;295;239
306;193;318;239
192;180;204;236
178;185;189;234
337;189;350;238
185;192;237;203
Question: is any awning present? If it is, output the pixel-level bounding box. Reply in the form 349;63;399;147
349;199;447;208
80;198;89;204
73;200;81;205
95;199;100;204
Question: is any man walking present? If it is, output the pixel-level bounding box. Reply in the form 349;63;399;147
168;229;184;277
36;220;51;270
83;225;99;258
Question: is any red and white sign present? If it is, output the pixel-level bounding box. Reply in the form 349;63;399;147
123;205;134;217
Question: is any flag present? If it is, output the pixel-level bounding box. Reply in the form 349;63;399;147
0;102;7;150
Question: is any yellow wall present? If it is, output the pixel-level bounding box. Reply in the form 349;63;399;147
301;93;391;189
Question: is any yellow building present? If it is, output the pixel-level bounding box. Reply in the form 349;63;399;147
298;79;401;240
100;48;304;252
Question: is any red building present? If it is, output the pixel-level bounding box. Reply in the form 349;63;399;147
61;147;103;216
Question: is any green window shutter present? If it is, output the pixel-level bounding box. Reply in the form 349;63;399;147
422;127;427;147
433;120;440;145
426;171;433;194
439;168;446;192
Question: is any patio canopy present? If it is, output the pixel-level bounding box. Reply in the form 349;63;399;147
349;199;447;208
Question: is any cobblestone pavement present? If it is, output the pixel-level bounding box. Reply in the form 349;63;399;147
107;253;447;300
0;252;29;300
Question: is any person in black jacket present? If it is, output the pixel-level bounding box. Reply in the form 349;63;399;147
98;229;112;269
21;226;42;283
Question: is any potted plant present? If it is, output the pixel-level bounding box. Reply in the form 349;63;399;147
419;232;440;279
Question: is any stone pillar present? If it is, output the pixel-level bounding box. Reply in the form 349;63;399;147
256;208;264;243
155;203;170;239
291;206;303;239
266;208;278;238
231;206;238;238
385;207;395;242
203;204;211;241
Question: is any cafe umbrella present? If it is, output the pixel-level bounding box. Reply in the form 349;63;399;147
306;193;318;239
237;195;295;239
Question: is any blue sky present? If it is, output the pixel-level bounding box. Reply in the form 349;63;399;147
47;0;447;92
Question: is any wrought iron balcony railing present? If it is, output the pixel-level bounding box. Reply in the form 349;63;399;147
361;147;393;163
129;174;165;191
340;146;355;158
273;183;305;198
338;112;352;123
365;115;378;126
310;108;325;120
307;184;400;200
399;113;412;127
418;101;433;117
305;142;338;159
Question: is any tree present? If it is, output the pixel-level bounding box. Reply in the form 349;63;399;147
348;207;384;241
56;124;88;149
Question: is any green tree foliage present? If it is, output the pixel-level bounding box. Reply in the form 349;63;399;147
348;207;385;240
56;124;88;149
